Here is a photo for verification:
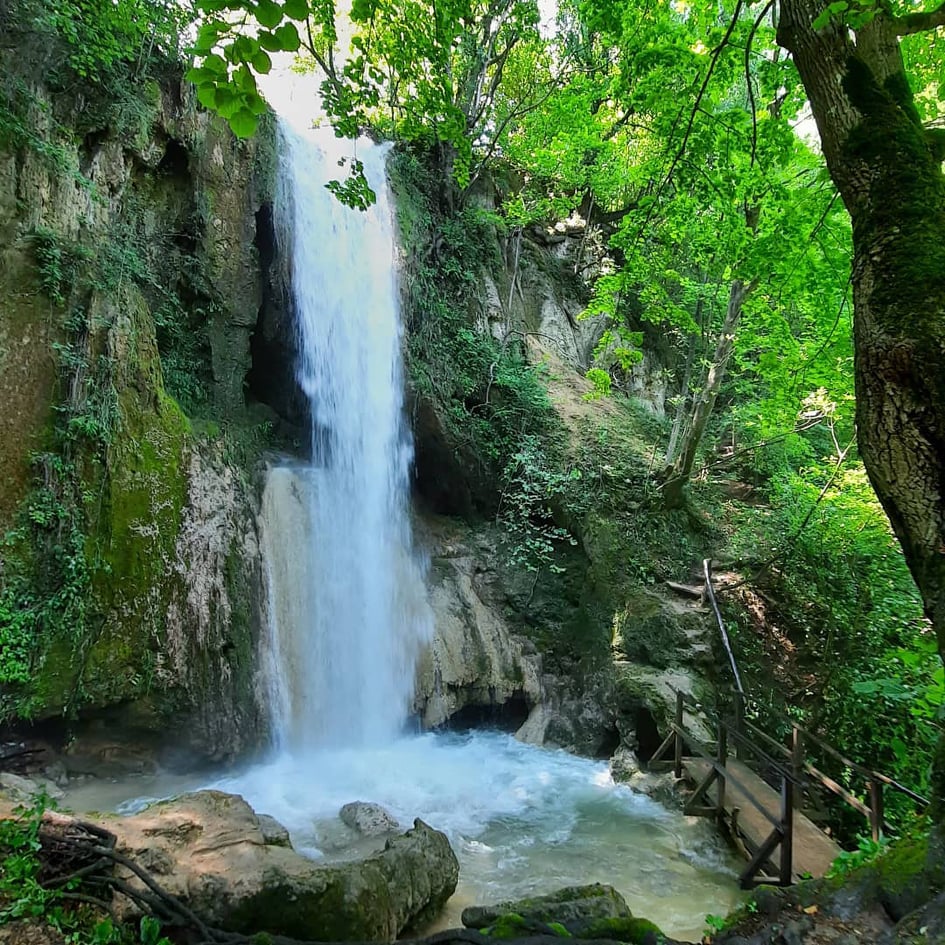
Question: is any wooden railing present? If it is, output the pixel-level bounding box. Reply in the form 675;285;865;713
730;690;929;842
648;689;929;887
650;690;801;886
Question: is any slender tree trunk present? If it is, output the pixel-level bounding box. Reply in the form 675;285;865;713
777;0;945;813
663;279;753;508
664;299;703;466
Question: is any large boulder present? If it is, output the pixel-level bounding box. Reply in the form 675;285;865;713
102;790;458;941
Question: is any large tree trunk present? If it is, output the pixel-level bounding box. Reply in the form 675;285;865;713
777;1;945;808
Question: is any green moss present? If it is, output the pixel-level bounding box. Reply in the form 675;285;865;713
389;146;556;515
579;916;665;943
875;834;930;894
227;864;396;941
483;913;530;939
79;380;189;706
840;56;945;323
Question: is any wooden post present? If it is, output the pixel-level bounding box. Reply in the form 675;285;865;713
674;690;684;779
717;724;728;822
733;691;744;760
780;774;794;885
868;781;884;843
791;725;803;810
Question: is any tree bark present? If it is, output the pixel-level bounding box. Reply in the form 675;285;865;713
777;0;945;808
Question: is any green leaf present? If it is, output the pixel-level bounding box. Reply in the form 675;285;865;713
283;0;309;18
273;22;301;50
202;53;228;74
258;30;283;50
229;109;259;138
196;84;219;109
216;94;243;119
252;49;273;73
185;66;211;84
193;23;222;54
214;86;236;109
234;65;258;93
254;0;283;28
232;35;259;61
350;0;378;20
812;0;849;29
248;95;270;115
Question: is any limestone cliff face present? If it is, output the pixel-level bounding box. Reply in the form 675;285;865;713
413;518;543;731
397;159;716;759
0;42;276;759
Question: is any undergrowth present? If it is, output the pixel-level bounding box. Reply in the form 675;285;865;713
391;146;558;504
0;793;172;945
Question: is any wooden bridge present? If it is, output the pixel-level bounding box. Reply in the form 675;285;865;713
648;689;929;888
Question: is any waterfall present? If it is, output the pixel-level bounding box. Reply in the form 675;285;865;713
259;119;433;751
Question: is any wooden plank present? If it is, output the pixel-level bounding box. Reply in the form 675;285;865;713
683;758;841;881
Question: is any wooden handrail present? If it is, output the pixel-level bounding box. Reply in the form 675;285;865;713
724;724;800;782
671;723;785;830
784;718;928;807
690;559;927;812
737;696;928;808
704;559;745;695
659;679;926;882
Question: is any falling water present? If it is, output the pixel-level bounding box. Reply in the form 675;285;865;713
258;119;433;750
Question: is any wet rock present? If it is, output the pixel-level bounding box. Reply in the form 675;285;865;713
625;770;679;807
103;790;457;941
609;746;641;782
256;813;292;847
41;761;68;788
339;801;400;836
413;521;542;731
461;883;632;931
0;772;64;803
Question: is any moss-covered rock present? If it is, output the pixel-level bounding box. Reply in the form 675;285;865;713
579;916;666;944
462;884;633;931
464;886;666;945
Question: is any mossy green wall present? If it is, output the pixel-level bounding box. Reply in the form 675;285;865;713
0;41;276;758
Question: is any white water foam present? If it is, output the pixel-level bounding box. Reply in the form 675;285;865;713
65;733;743;939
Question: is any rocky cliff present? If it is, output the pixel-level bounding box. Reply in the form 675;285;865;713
0;27;279;760
394;149;720;760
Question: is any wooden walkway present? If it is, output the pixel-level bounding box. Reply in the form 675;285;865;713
648;689;928;888
649;563;929;888
683;758;840;881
